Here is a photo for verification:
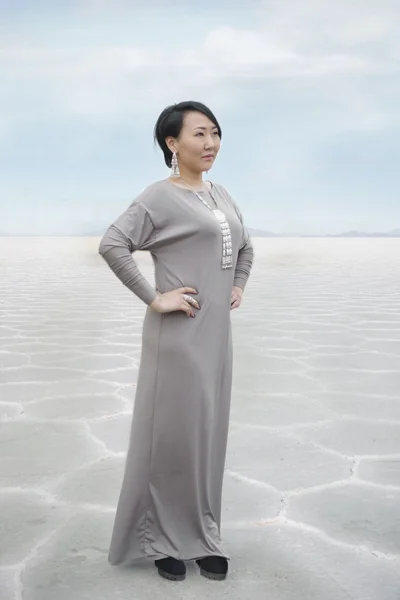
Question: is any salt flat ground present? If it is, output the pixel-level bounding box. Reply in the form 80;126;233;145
1;236;400;600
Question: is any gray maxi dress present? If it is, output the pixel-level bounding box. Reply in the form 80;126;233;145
98;179;253;565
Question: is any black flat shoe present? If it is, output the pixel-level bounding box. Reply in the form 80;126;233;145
196;556;228;580
155;557;186;581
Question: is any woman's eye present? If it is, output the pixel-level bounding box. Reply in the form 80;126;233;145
196;131;219;137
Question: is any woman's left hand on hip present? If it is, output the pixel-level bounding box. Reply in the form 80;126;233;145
231;286;243;310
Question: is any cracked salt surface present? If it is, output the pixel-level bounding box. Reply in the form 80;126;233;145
1;236;400;600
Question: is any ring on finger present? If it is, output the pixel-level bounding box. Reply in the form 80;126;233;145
183;294;194;304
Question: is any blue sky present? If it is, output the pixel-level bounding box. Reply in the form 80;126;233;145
1;0;399;235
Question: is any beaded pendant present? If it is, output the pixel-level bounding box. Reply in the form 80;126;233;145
181;182;233;270
212;209;233;269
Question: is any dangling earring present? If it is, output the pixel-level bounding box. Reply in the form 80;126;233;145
170;152;180;178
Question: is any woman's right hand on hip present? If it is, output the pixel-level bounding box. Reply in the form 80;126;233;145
150;287;201;318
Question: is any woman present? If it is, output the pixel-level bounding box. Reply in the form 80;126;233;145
98;100;253;582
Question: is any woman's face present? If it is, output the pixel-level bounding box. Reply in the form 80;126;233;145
167;111;221;174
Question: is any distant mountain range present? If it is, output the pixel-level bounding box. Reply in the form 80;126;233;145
247;228;400;238
2;228;400;238
75;227;400;238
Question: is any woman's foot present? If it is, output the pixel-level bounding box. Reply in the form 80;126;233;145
155;557;186;581
195;556;228;580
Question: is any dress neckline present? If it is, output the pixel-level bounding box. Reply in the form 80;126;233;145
163;178;214;194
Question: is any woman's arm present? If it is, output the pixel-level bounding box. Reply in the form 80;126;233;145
234;233;253;290
98;201;158;306
214;183;254;290
232;200;254;290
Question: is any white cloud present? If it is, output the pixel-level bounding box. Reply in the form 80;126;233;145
1;21;389;80
258;0;398;47
0;0;398;128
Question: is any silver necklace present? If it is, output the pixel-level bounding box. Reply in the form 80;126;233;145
179;178;233;269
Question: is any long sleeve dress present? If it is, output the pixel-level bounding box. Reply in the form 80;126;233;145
98;178;253;565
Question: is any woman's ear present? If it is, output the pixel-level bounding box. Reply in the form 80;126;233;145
165;136;176;154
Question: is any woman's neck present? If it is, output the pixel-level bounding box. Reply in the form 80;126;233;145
172;168;204;190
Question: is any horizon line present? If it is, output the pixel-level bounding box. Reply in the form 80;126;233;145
1;232;400;238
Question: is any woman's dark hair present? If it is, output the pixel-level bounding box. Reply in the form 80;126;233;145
153;101;222;168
